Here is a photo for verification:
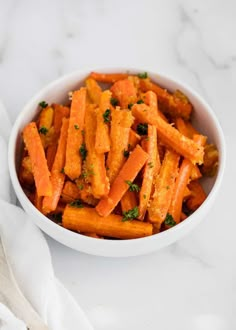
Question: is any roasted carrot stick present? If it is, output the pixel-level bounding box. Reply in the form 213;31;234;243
63;206;153;239
138;125;159;220
139;78;192;120
85;77;102;104
121;190;137;213
110;79;137;109
144;90;158;117
38;106;54;131
128;129;141;150
95;90;111;153
42;118;69;214
60;181;81;203
23;122;52;197
34;192;43;212
132;104;204;164
64;88;86;180
96;145;149;217
84;104;110;198
52;104;70;134
107;108;134;184
89;72;129;83
186;180;207;211
148;149;180;230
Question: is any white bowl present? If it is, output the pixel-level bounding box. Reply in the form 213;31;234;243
8;68;226;257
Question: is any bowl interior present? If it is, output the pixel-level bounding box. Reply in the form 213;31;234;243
8;68;225;257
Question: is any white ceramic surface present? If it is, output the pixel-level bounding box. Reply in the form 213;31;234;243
8;68;225;257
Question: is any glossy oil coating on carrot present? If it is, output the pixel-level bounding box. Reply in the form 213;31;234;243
89;72;129;83
107;108;134;184
96;145;149;217
84;104;109;199
42;118;69;214
64;88;86;180
23;122;52;197
110;79;137;109
132;103;204;165
148;149;180;229
63;206;153;239
95;90;111;153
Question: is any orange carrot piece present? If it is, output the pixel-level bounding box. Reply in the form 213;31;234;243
95;90;111;153
168;158;193;223
89;72;129;83
139;78;192;120
63;206;153;239
180;212;188;221
138;125;159;220
144;90;158;117
23;122;52;197
19;156;34;186
121;190;137;213
52;104;70;134
96;145;149;217
60;181;81;203
186;180;207;211
85;77;102;104
132;104;204;164
107;108;134;184
85;104;110;199
148;149;180;229
64;88;86;180
128;129;141;150
110;79;137;109
42;118;69;214
38;106;54;130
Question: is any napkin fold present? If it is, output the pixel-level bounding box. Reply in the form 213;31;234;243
0;100;94;330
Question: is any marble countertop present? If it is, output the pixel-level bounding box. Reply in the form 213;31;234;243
1;0;235;329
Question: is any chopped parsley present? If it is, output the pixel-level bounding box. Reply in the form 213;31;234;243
79;143;87;161
123;149;130;158
125;180;140;192
81;129;85;136
77;184;84;190
143;194;147;199
69;200;84;208
137;99;144;104
137;72;148;79
38;126;48;135
110;97;119;107
74;124;79;130
51;213;62;223
39;101;48;108
164;213;176;227
103;109;111;123
128;103;133;110
136;123;148;135
148;162;154;168
122;206;139;221
60;167;65;174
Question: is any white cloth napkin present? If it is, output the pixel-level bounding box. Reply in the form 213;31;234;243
0;100;94;330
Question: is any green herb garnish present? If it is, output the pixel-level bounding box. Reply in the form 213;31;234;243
137;99;144;104
110;97;119;107
103;109;111;123
125;180;140;192
128;103;133;110
136;123;148;135
39;101;48;108
77;184;84;190
148;162;154;168
79;143;87;161
60;167;65;174
38;126;48;135
69;200;84;208
164;213;176;227
74;124;79;130
122;206;139;221
137;72;148;79
123;149;130;158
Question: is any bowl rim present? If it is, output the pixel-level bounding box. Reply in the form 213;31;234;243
8;67;226;256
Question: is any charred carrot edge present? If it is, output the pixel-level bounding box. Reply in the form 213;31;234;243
85;77;102;104
96;145;149;217
147;149;180;229
95;90;111;153
23;122;52;197
64;88;86;180
85;104;109;199
42;118;69;213
63;206;153;239
128;129;141;150
138;125;158;220
110;79;137;109
121;190;137;213
107;108;134;184
89;72;129;83
139;78;192;120
132;104;204;165
186;180;207;211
